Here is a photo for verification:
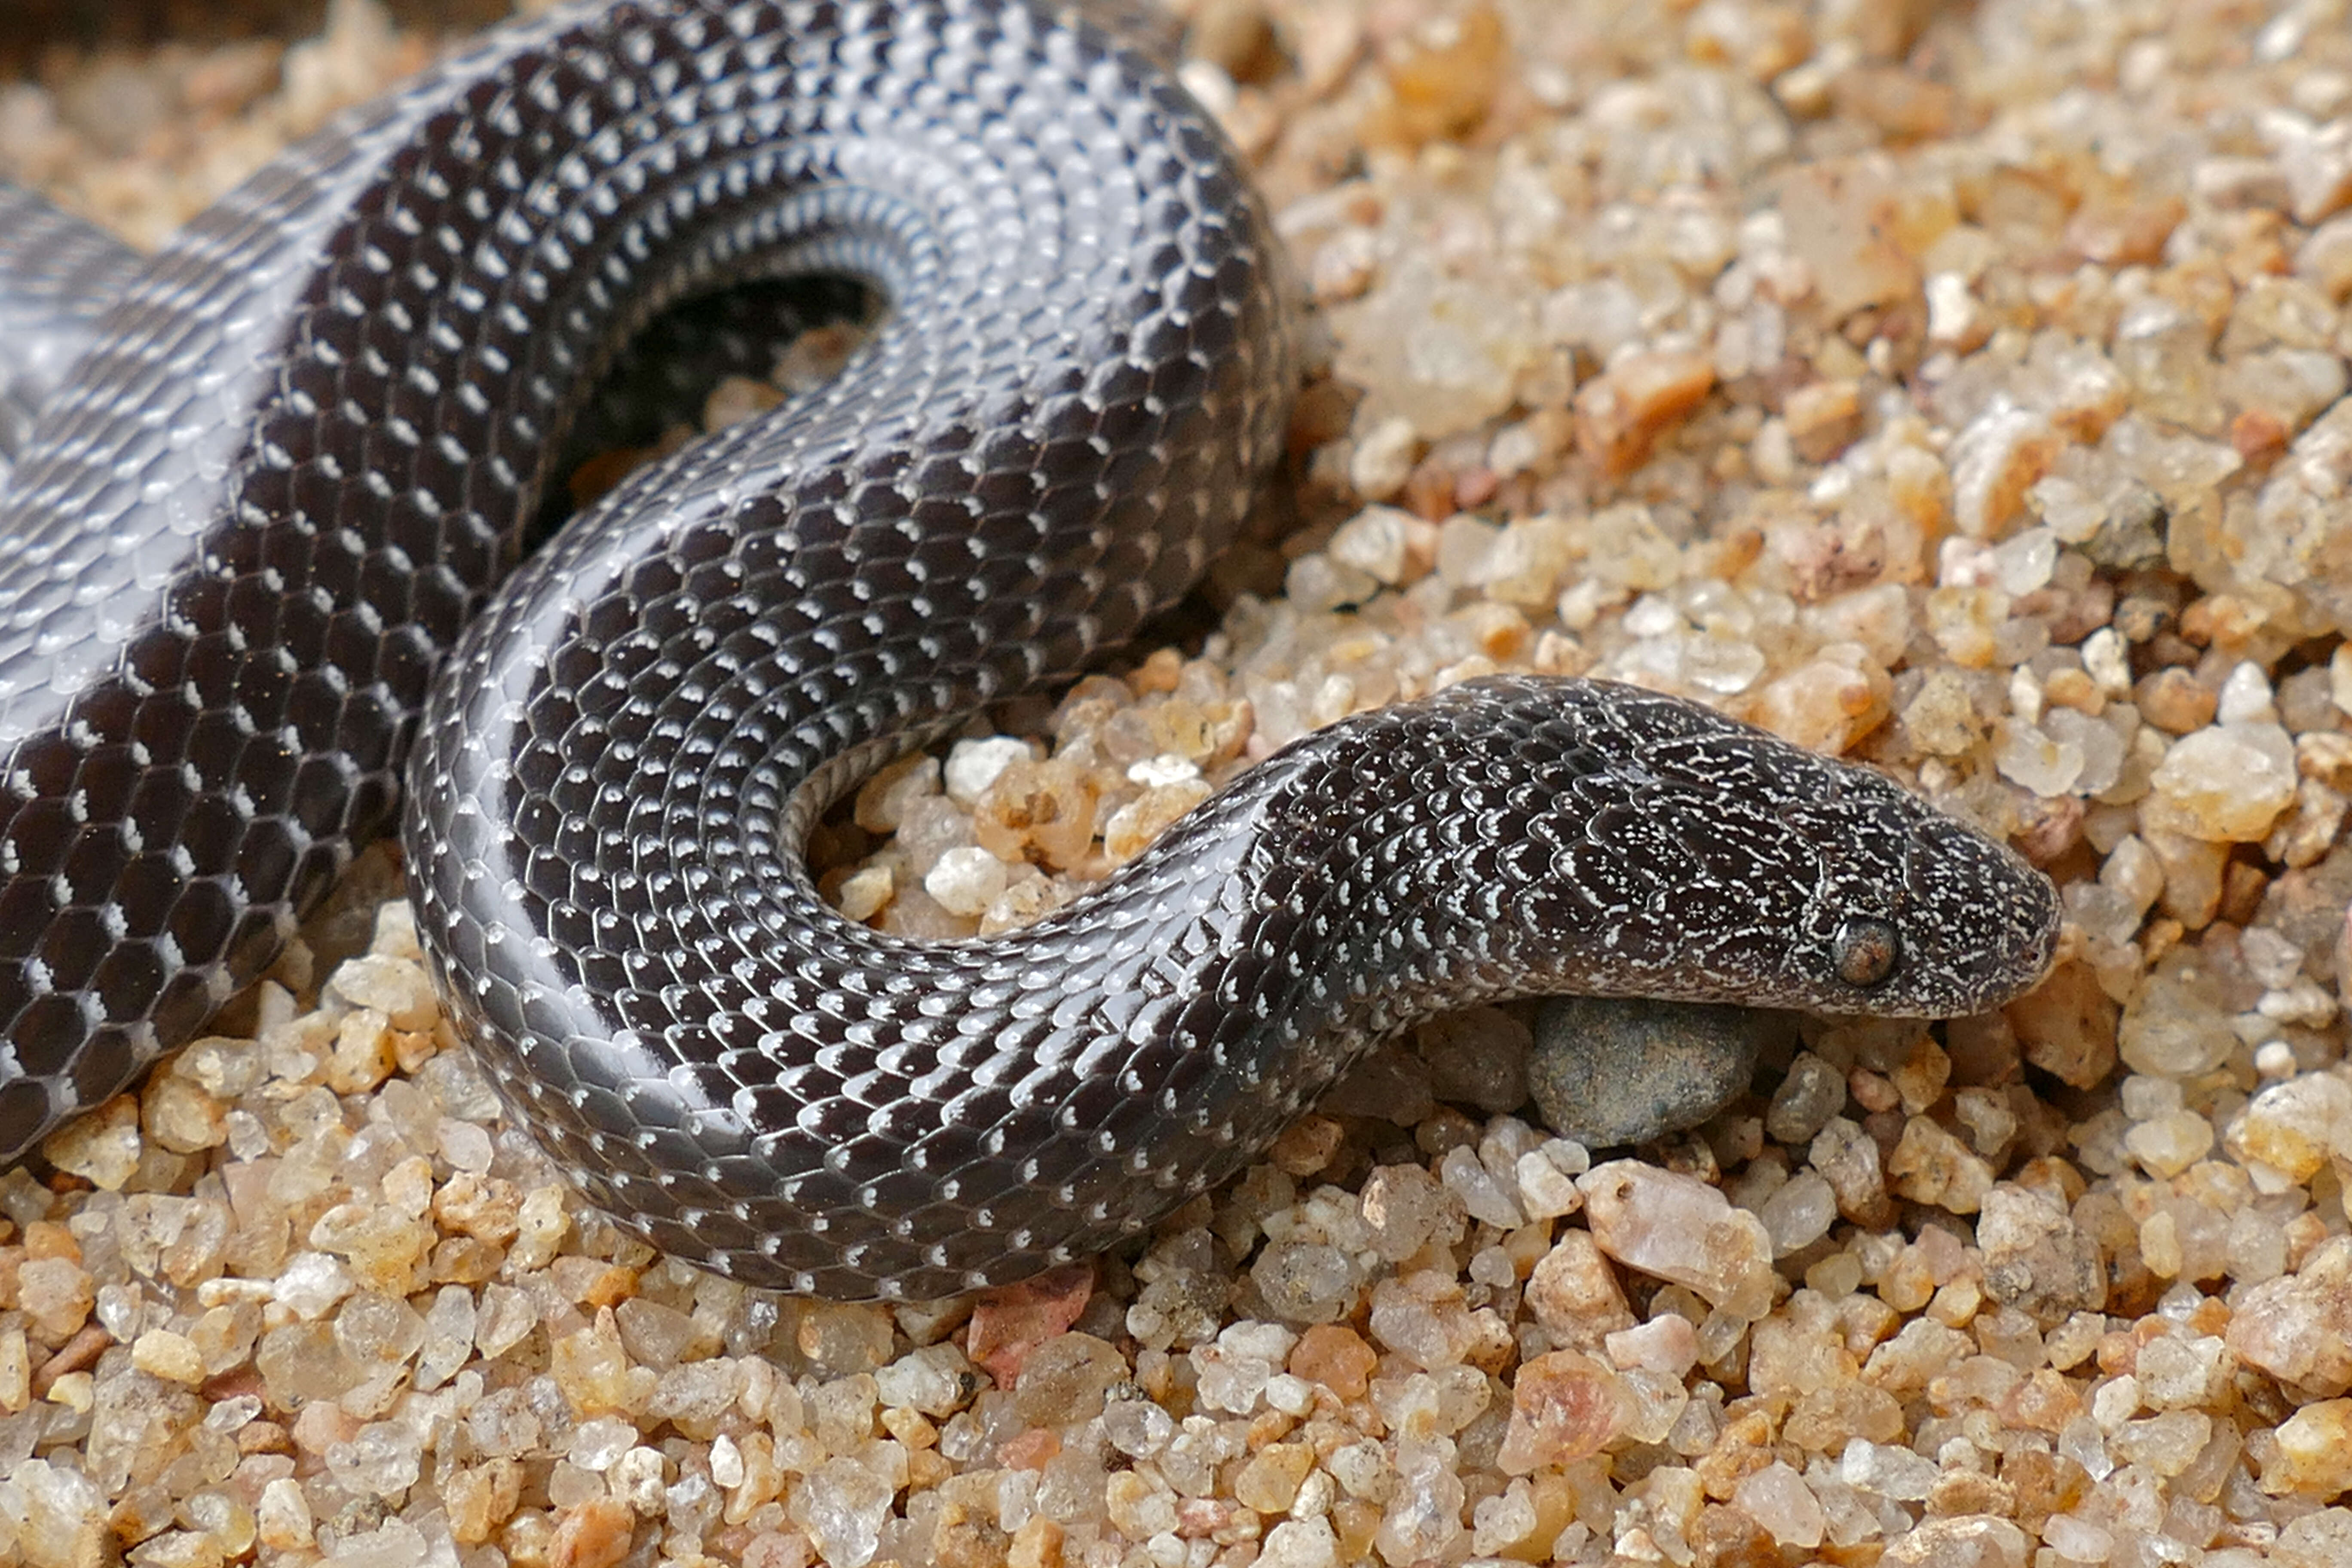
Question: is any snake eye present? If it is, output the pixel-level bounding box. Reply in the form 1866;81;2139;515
1832;916;1901;988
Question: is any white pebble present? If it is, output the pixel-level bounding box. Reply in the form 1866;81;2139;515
923;847;1010;917
944;737;1032;805
1514;1147;1584;1220
1127;753;1202;787
2082;627;2132;696
1350;415;1419;500
2217;660;2278;725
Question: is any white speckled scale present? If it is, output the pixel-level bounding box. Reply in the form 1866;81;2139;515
0;0;2057;1298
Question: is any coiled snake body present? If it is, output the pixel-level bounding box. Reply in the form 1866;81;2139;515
0;0;2057;1298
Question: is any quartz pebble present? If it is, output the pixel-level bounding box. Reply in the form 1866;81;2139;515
1578;1161;1775;1320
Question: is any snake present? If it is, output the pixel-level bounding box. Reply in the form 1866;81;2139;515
0;0;2060;1300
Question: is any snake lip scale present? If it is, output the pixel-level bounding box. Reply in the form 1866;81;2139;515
0;0;2059;1300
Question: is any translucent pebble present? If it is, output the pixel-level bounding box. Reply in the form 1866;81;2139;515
1359;1164;1461;1261
2082;627;2132;695
1438;1145;1524;1229
467;1390;542;1459
1100;1476;1176;1542
1327;1439;1390;1503
923;846;1011;918
1372;1365;1490;1440
1102;1395;1176;1458
1468;1479;1540;1557
1285;552;1379;614
1373;1441;1467;1564
1496;1351;1625;1473
1613;1366;1689;1444
130;1329;205;1386
611;1297;713;1369
334;1292;426;1369
2228;1073;2352;1181
1102;779;1214;863
2242;925;2306;988
890;793;971;877
1994;718;2085;797
809;1373;884;1457
2217;660;2278;725
611;1447;666;1513
2113;1409;2214;1475
142;1070;229;1154
324;1519;432;1568
1514;1146;1584;1220
874;1343;971;1416
1125;753;1200;787
668;1472;723;1538
1580;1161;1776;1319
2118;974;2238;1078
2147;722;2297;841
1233;1441;1316;1512
203;1394;263;1434
43;1098;142;1191
2044;706;2124;796
1949;398;2058;537
790;1457;895;1568
1756;1172;1838;1256
1367;1285;1463;1372
1991;527;2058;594
475;1284;537;1361
1732;1461;1825;1548
1765;1054;1846;1145
649;1360;741;1434
2042;1514;2114;1562
1474;516;1575;606
409;1286;476;1395
255;1477;313;1551
944;737;1032;805
568;1415;638;1471
328;1421;425;1498
2124;1111;2216;1178
1265;1371;1315;1417
327;953;439;1032
1327;506;1419;585
1349;415;1418;500
2262;1400;2352;1496
1604;1314;1700;1378
833;863;893;921
437;1118;494;1173
975;759;1100;870
853;754;940;833
1838;1438;1939;1501
1684;636;1766;694
1252;1240;1357;1324
1433;515;1499;587
1013;1332;1127;1424
274;1253;357;1320
1258;1516;1338;1568
1194;1320;1296;1413
547;1460;604;1510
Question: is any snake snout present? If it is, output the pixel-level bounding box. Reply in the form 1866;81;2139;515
1880;812;2063;1017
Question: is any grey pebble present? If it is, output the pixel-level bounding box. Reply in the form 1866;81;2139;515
1528;996;1792;1147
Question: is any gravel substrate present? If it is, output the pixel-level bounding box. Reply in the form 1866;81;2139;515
10;0;2352;1565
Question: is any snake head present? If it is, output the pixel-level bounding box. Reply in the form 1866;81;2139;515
1314;676;2063;1021
1754;750;2064;1018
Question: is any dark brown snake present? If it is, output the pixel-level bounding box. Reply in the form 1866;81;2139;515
0;0;2058;1298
